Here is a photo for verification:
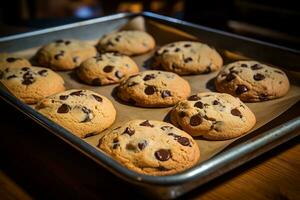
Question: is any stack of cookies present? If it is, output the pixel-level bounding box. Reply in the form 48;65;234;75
0;27;290;176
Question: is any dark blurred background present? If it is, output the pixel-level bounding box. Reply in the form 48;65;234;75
0;0;300;50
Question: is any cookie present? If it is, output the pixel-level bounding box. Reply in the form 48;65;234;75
117;70;191;107
97;30;155;56
77;52;139;86
154;41;223;75
170;92;256;140
35;89;116;138
0;53;31;69
0;66;65;104
215;61;290;102
98;120;200;175
35;39;97;71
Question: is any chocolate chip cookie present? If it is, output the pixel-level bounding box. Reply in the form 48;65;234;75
0;66;65;104
98;120;200;175
35;89;116;138
35;39;97;71
77;52;139;86
117;70;191;107
170;92;256;140
154;41;223;75
0;53;31;69
96;30;155;56
215;61;290;102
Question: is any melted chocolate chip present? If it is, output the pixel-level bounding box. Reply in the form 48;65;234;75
213;100;219;105
139;120;154;127
92;78;102;86
231;108;242;118
54;50;64;60
194;101;204;109
251;64;263;70
184;57;193;63
38;69;48;76
6;57;18;62
7;74;17;80
235;85;249;95
155;149;171;161
226;73;236;82
162;49;169;54
174;48;180;52
70;90;83;96
161;90;171;98
138;140;147;150
22;71;34;85
122;127;135;136
177;137;190;146
253;73;265;81
81;107;93;122
188;95;201;101
190;114;203;126
57;104;71;113
184;44;191;48
179;111;186;118
103;65;114;73
65;40;71;45
241;64;248;68
144;86;156;95
59;95;68;100
143;74;156;81
92;94;103;102
115;71;123;79
22;67;29;71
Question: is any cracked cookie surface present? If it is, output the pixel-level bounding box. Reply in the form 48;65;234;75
35;89;116;138
77;52;139;86
35;39;97;71
170;92;256;140
98;119;200;176
0;66;65;104
96;30;155;56
154;41;223;75
117;70;191;107
215;61;290;102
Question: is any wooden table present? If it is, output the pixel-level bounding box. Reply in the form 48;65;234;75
0;99;299;200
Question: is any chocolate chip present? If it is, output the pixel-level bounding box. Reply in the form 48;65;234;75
126;143;136;151
54;50;64;60
174;48;180;52
155;149;171;161
38;69;48;76
94;56;103;62
22;67;29;71
226;73;236;82
65;40;71;45
81;107;93;122
70;90;83;96
190;114;203;126
161;126;173;131
177;137;190;146
57;104;71;113
103;65;113;73
188;95;201;101
179;111;186;118
184;44;191;47
128;82;138;87
73;56;79;63
112;138;119;149
22;71;34;85
7;74;17;80
138;140;147;150
241;64;248;68
253;73;265;81
92;78;102;86
143;74;156;81
161;90;171;98
122;127;135;136
203;66;212;74
139;120;154;127
59;95;68;100
213;100;219;105
194;101;204;109
251;64;263;70
115;71;123;79
6;57;18;62
231;108;242;118
162;49;169;54
184;57;193;63
259;94;269;101
168;133;181;139
92;94;103;102
235;85;248;95
144;86;156;95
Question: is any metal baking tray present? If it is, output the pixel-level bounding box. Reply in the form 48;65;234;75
1;12;300;199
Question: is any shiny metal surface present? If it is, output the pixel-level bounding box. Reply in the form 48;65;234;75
0;12;299;199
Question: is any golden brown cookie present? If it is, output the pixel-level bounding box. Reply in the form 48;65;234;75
0;53;31;69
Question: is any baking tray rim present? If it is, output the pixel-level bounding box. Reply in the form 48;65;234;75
0;12;299;187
